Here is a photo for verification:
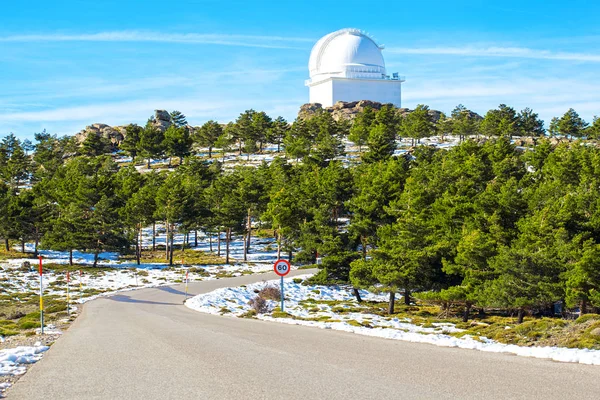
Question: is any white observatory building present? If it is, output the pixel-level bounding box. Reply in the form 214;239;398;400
306;28;404;107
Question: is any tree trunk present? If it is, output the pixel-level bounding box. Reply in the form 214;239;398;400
208;147;212;159
69;249;73;266
152;222;156;252
404;288;411;305
246;208;252;252
209;232;213;252
136;227;141;266
194;230;198;247
580;300;588;316
93;249;99;268
243;232;247;262
517;308;526;324
352;287;363;303
147;158;151;168
139;227;143;258
217;232;221;257
288;250;293;262
277;230;281;260
388;292;396;315
169;224;175;266
21;239;25;253
225;228;231;264
361;235;367;260
4;239;8;252
34;229;39;257
165;221;169;259
462;302;472;323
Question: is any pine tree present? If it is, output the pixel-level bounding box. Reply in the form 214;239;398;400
120;124;143;159
362;123;396;163
138;123;165;168
267;117;289;153
558;108;588;138
195;120;223;158
399;104;435;145
81;131;111;157
348;107;375;153
517;107;545;137
163;126;192;166
170;110;188;128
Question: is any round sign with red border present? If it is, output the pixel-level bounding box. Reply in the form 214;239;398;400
273;259;291;277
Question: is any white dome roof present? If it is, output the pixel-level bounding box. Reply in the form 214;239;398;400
308;28;386;82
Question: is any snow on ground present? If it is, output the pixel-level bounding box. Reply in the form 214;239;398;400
185;275;600;366
0;344;49;376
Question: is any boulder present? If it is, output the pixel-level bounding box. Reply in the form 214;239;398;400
151;110;172;132
155;109;171;122
298;101;448;123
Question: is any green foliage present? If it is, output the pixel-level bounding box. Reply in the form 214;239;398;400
170;110;188;128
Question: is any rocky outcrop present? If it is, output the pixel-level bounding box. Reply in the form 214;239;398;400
152;109;172;132
74;110;175;147
74;123;126;146
298;101;445;122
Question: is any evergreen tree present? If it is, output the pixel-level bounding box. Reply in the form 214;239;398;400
138;123;165;168
120;124;143;159
81;131;111;157
517;107;545;137
558;108;588;138
267;117;289;153
348;107;375;153
362;123;396;163
399;104;435;145
163;125;192;165
170;110;188;127
195;120;223;158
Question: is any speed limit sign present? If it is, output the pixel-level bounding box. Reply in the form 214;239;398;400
273;259;291;277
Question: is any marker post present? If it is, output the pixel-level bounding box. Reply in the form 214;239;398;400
38;256;44;334
185;270;189;300
66;271;70;315
79;270;83;301
273;259;291;313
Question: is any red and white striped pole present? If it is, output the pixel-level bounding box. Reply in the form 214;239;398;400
38;256;44;334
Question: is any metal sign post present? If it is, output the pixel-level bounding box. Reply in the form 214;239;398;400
38;256;44;334
273;259;291;312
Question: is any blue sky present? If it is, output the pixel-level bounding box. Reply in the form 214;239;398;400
2;0;600;140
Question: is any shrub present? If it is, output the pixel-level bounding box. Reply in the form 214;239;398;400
249;295;269;314
575;314;600;324
259;286;281;301
293;278;303;284
18;320;41;330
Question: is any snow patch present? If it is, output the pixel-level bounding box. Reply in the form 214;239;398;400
185;276;600;366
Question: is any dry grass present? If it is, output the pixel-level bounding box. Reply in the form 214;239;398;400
119;248;226;265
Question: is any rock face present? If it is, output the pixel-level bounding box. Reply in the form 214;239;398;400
74;124;126;146
74;110;174;147
152;109;172;132
298;100;444;122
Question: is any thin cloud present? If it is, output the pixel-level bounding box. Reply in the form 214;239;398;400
387;46;600;63
0;31;313;49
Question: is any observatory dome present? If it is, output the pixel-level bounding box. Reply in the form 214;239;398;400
308;28;386;83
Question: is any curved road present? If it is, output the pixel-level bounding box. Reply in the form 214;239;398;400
9;269;600;400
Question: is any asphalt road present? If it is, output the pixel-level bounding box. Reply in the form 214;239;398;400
9;269;600;400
